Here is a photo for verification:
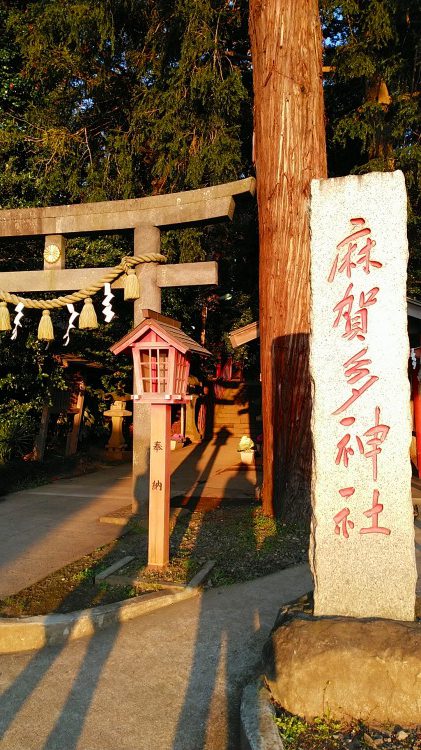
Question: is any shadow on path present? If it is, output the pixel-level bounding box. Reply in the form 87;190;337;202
0;614;122;750
171;454;263;749
0;467;130;596
0;430;266;749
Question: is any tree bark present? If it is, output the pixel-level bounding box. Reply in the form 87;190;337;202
249;0;327;518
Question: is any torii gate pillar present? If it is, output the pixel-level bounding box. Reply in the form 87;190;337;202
133;224;162;516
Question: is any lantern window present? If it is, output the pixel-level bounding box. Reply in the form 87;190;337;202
139;347;169;394
174;350;190;395
111;311;211;404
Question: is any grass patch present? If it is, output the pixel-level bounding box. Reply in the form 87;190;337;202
0;503;308;617
274;708;421;749
121;504;308;587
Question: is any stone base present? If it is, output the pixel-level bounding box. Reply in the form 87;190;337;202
102;448;131;462
145;564;168;572
263;594;421;727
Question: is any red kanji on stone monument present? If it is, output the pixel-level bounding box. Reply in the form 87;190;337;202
333;488;356;538
333;348;379;416
335;409;389;479
360;489;391;536
328;218;382;283
335;416;363;468
335;432;354;467
362;406;390;481
333;283;379;341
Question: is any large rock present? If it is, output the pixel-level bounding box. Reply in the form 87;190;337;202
264;608;421;726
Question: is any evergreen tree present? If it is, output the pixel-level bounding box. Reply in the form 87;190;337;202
1;0;251;204
321;1;421;295
0;0;257;446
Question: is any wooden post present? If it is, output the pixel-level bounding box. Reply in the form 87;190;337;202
66;378;86;456
132;225;162;517
148;403;171;568
33;405;51;461
181;404;186;438
412;367;421;479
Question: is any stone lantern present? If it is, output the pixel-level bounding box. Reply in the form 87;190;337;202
103;394;132;461
111;310;210;568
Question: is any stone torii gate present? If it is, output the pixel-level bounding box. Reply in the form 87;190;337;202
0;177;255;514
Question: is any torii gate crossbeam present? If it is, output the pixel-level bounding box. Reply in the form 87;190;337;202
0;177;256;515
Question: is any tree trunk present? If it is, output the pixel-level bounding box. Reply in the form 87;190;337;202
249;0;327;519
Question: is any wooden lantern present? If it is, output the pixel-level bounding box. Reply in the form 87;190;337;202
111;310;209;403
111;310;210;568
133;338;190;403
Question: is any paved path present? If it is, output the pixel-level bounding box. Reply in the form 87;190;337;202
0;444;419;750
0;437;260;597
0;466;131;597
0;564;312;750
170;433;260;501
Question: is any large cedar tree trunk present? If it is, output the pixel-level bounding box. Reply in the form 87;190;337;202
249;0;327;519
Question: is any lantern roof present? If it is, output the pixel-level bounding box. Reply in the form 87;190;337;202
110;309;212;357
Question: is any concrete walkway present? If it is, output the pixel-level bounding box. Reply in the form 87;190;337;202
170;431;261;501
0;465;131;597
0;564;312;750
0;461;419;749
0;437;261;597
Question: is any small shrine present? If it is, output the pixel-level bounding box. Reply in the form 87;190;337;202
111;310;210;568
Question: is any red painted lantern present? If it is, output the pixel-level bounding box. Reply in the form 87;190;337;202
110;310;210;403
111;310;211;569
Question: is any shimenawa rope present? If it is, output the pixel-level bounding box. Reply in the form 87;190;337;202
0;253;166;310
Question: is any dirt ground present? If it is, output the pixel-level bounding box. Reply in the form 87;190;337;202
0;502;309;617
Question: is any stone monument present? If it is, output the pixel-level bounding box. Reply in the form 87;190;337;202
309;170;417;621
263;172;421;725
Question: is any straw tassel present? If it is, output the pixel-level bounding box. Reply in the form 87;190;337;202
38;310;54;341
124;268;140;300
79;297;98;329
0;302;11;331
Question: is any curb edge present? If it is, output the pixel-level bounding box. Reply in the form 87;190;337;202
0;585;199;654
240;677;284;750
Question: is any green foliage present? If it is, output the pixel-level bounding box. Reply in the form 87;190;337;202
274;711;343;749
0;332;67;417
0;0;251;204
274;714;307;746
96;581;111;593
321;1;421;296
0;1;256;452
313;713;342;740
71;567;96;584
0;407;38;464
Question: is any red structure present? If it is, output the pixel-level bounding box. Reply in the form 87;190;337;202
411;353;421;479
111;310;210;568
